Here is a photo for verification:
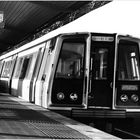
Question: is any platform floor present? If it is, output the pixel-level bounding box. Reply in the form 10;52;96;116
0;93;120;139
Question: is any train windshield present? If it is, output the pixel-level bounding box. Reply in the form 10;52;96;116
118;40;140;81
56;42;85;79
51;38;86;105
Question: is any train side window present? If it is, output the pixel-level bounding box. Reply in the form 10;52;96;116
1;61;12;78
25;54;36;79
93;48;108;80
1;62;7;77
7;61;13;77
0;61;4;75
56;41;85;79
1;62;6;77
14;58;24;78
19;57;31;79
49;37;57;53
118;40;140;80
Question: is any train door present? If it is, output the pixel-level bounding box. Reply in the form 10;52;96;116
9;55;17;94
18;56;32;98
40;38;57;108
29;44;45;103
49;34;89;107
114;37;140;109
88;34;115;108
11;57;24;96
34;41;51;106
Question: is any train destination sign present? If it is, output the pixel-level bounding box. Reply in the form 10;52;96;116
121;85;138;91
92;36;114;42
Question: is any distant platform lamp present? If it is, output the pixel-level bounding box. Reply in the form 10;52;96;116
0;11;4;28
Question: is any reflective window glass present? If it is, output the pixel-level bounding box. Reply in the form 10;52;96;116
94;48;108;80
118;40;140;80
56;42;85;79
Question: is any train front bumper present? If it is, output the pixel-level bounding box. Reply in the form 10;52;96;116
71;109;126;118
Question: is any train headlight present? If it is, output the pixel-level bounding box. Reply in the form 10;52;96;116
57;92;65;100
70;93;78;101
120;94;128;102
88;93;94;100
131;94;139;102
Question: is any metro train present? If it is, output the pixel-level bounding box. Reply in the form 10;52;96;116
0;30;140;119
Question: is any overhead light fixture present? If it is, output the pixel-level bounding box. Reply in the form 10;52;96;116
0;11;4;28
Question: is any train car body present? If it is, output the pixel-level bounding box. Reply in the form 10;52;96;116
11;43;45;101
0;55;17;93
0;32;140;119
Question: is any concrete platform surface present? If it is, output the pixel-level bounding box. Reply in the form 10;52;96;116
0;93;121;139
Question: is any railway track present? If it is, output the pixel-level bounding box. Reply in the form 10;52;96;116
76;118;140;139
114;128;140;139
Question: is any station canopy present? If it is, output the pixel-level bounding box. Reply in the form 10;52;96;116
0;1;110;54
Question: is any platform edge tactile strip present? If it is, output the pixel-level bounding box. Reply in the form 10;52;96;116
17;101;121;139
0;93;121;139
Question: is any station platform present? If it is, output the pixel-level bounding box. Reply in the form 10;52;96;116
0;92;120;139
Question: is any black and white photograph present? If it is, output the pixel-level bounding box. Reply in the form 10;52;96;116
0;0;140;139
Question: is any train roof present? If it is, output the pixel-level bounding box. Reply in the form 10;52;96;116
0;31;140;61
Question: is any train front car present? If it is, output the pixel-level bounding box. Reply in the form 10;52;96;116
47;32;122;118
114;35;140;114
48;33;90;111
47;33;140;119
